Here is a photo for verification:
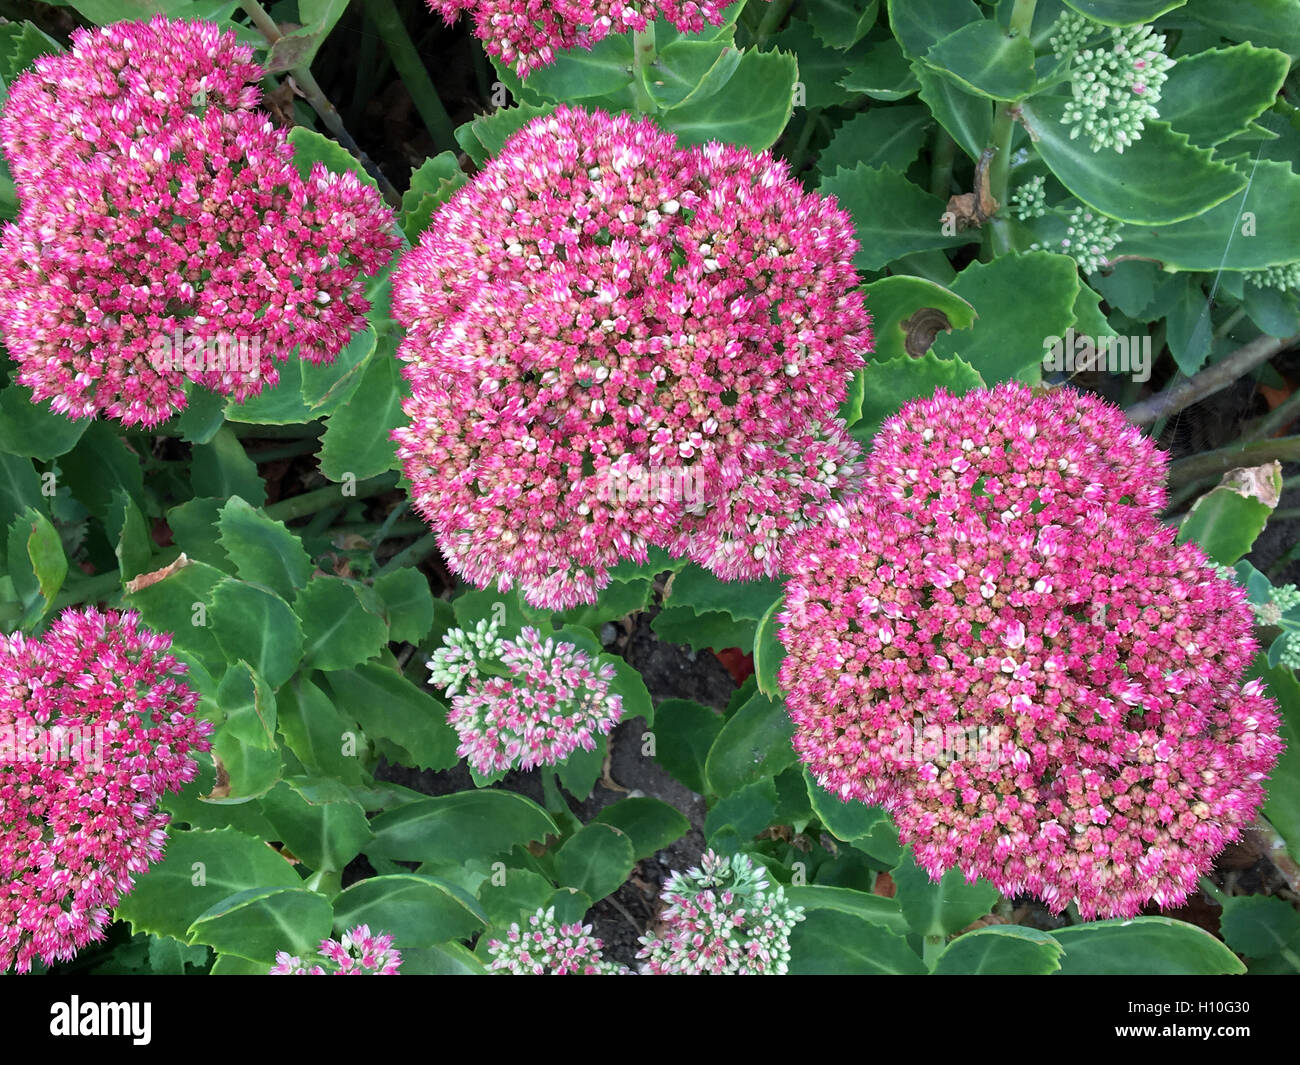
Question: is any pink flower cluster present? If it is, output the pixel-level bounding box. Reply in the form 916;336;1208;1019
429;0;739;77
394;106;870;608
0;607;211;973
488;905;627;973
0;17;398;427
429;621;623;775
778;384;1283;919
270;925;402;975
637;850;803;974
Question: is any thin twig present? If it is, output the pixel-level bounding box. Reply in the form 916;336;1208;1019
240;0;403;207
1167;435;1300;487
1126;332;1300;426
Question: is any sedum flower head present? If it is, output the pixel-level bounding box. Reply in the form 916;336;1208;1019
1010;175;1048;221
428;0;738;78
1244;263;1300;293
1057;17;1174;152
637;850;804;974
394;105;869;608
0;607;211;973
271;925;402;974
488;905;629;974
0;16;399;428
779;384;1282;920
1033;204;1122;274
429;624;623;775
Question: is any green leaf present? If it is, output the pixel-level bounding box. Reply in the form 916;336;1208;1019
911;59;992;162
1177;463;1281;564
933;251;1080;384
477;868;555;927
210;661;282;800
188;885;333;964
894;853;998;937
705;690;796;796
1219;894;1300;958
371;568;435;644
209;579;304;688
704;776;778;844
260;777;373;873
600;652;655;727
400;151;467;241
323;662;458;771
223;358;314;424
653;698;725;794
317;352;405;482
1060;0;1188;23
1022;99;1246;225
789;909;927;973
367;791;558;865
819;105;930;177
216;496;312;599
333;874;486;947
821;163;974;270
287;125;375;190
296;577;391;671
146;935;209;974
276;673;367;785
668;566;782;622
302;324;378;412
784;883;908;934
803;767;895;842
770;20;856;110
170;385;227;445
852;351;984;445
657;47;797;151
524;32;633;100
0;453;44;531
191;426;265;507
809;0;879;49
651;604;758;652
553;822;635;902
595;797;690;860
1120;160;1300;272
934;925;1064;974
7;507;66;617
124;557;227;673
115;827;301;943
454;104;555;167
111;490;151;582
59;421;146;523
1181;0;1300;58
647;39;742;110
923;19;1036;101
753;595;785;698
840;37;920;100
0;385;89;459
1051;916;1247;974
1161;45;1291;147
861;274;978;361
886;0;981;58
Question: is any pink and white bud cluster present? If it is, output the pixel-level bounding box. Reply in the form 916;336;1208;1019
428;620;623;775
394;106;870;609
0;17;399;427
428;0;740;77
637;850;804;974
270;925;402;975
488;905;629;974
778;384;1284;919
0;608;211;973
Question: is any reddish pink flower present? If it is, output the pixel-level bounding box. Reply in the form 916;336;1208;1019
0;16;399;427
428;0;742;77
0;608;211;973
271;925;402;975
779;385;1282;919
394;106;869;608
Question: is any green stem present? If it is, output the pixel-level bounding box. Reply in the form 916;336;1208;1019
247;438;322;463
1215;306;1248;340
50;569;127;611
365;0;457;152
304;869;343;895
1167;434;1300;487
754;0;794;48
631;25;658;113
929;129;957;200
1198;874;1226;902
787;107;823;174
985;0;1038;257
263;472;399;523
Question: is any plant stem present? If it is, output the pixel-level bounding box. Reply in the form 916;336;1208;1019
1167;435;1300;487
375;533;439;575
239;0;402;207
247;438;322;463
50;569;126;612
929;129;957;199
263;472;399;523
754;0;794;48
365;0;457;152
1198;874;1226;902
985;0;1037;257
922;934;945;969
1126;331;1300;426
631;25;658;113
